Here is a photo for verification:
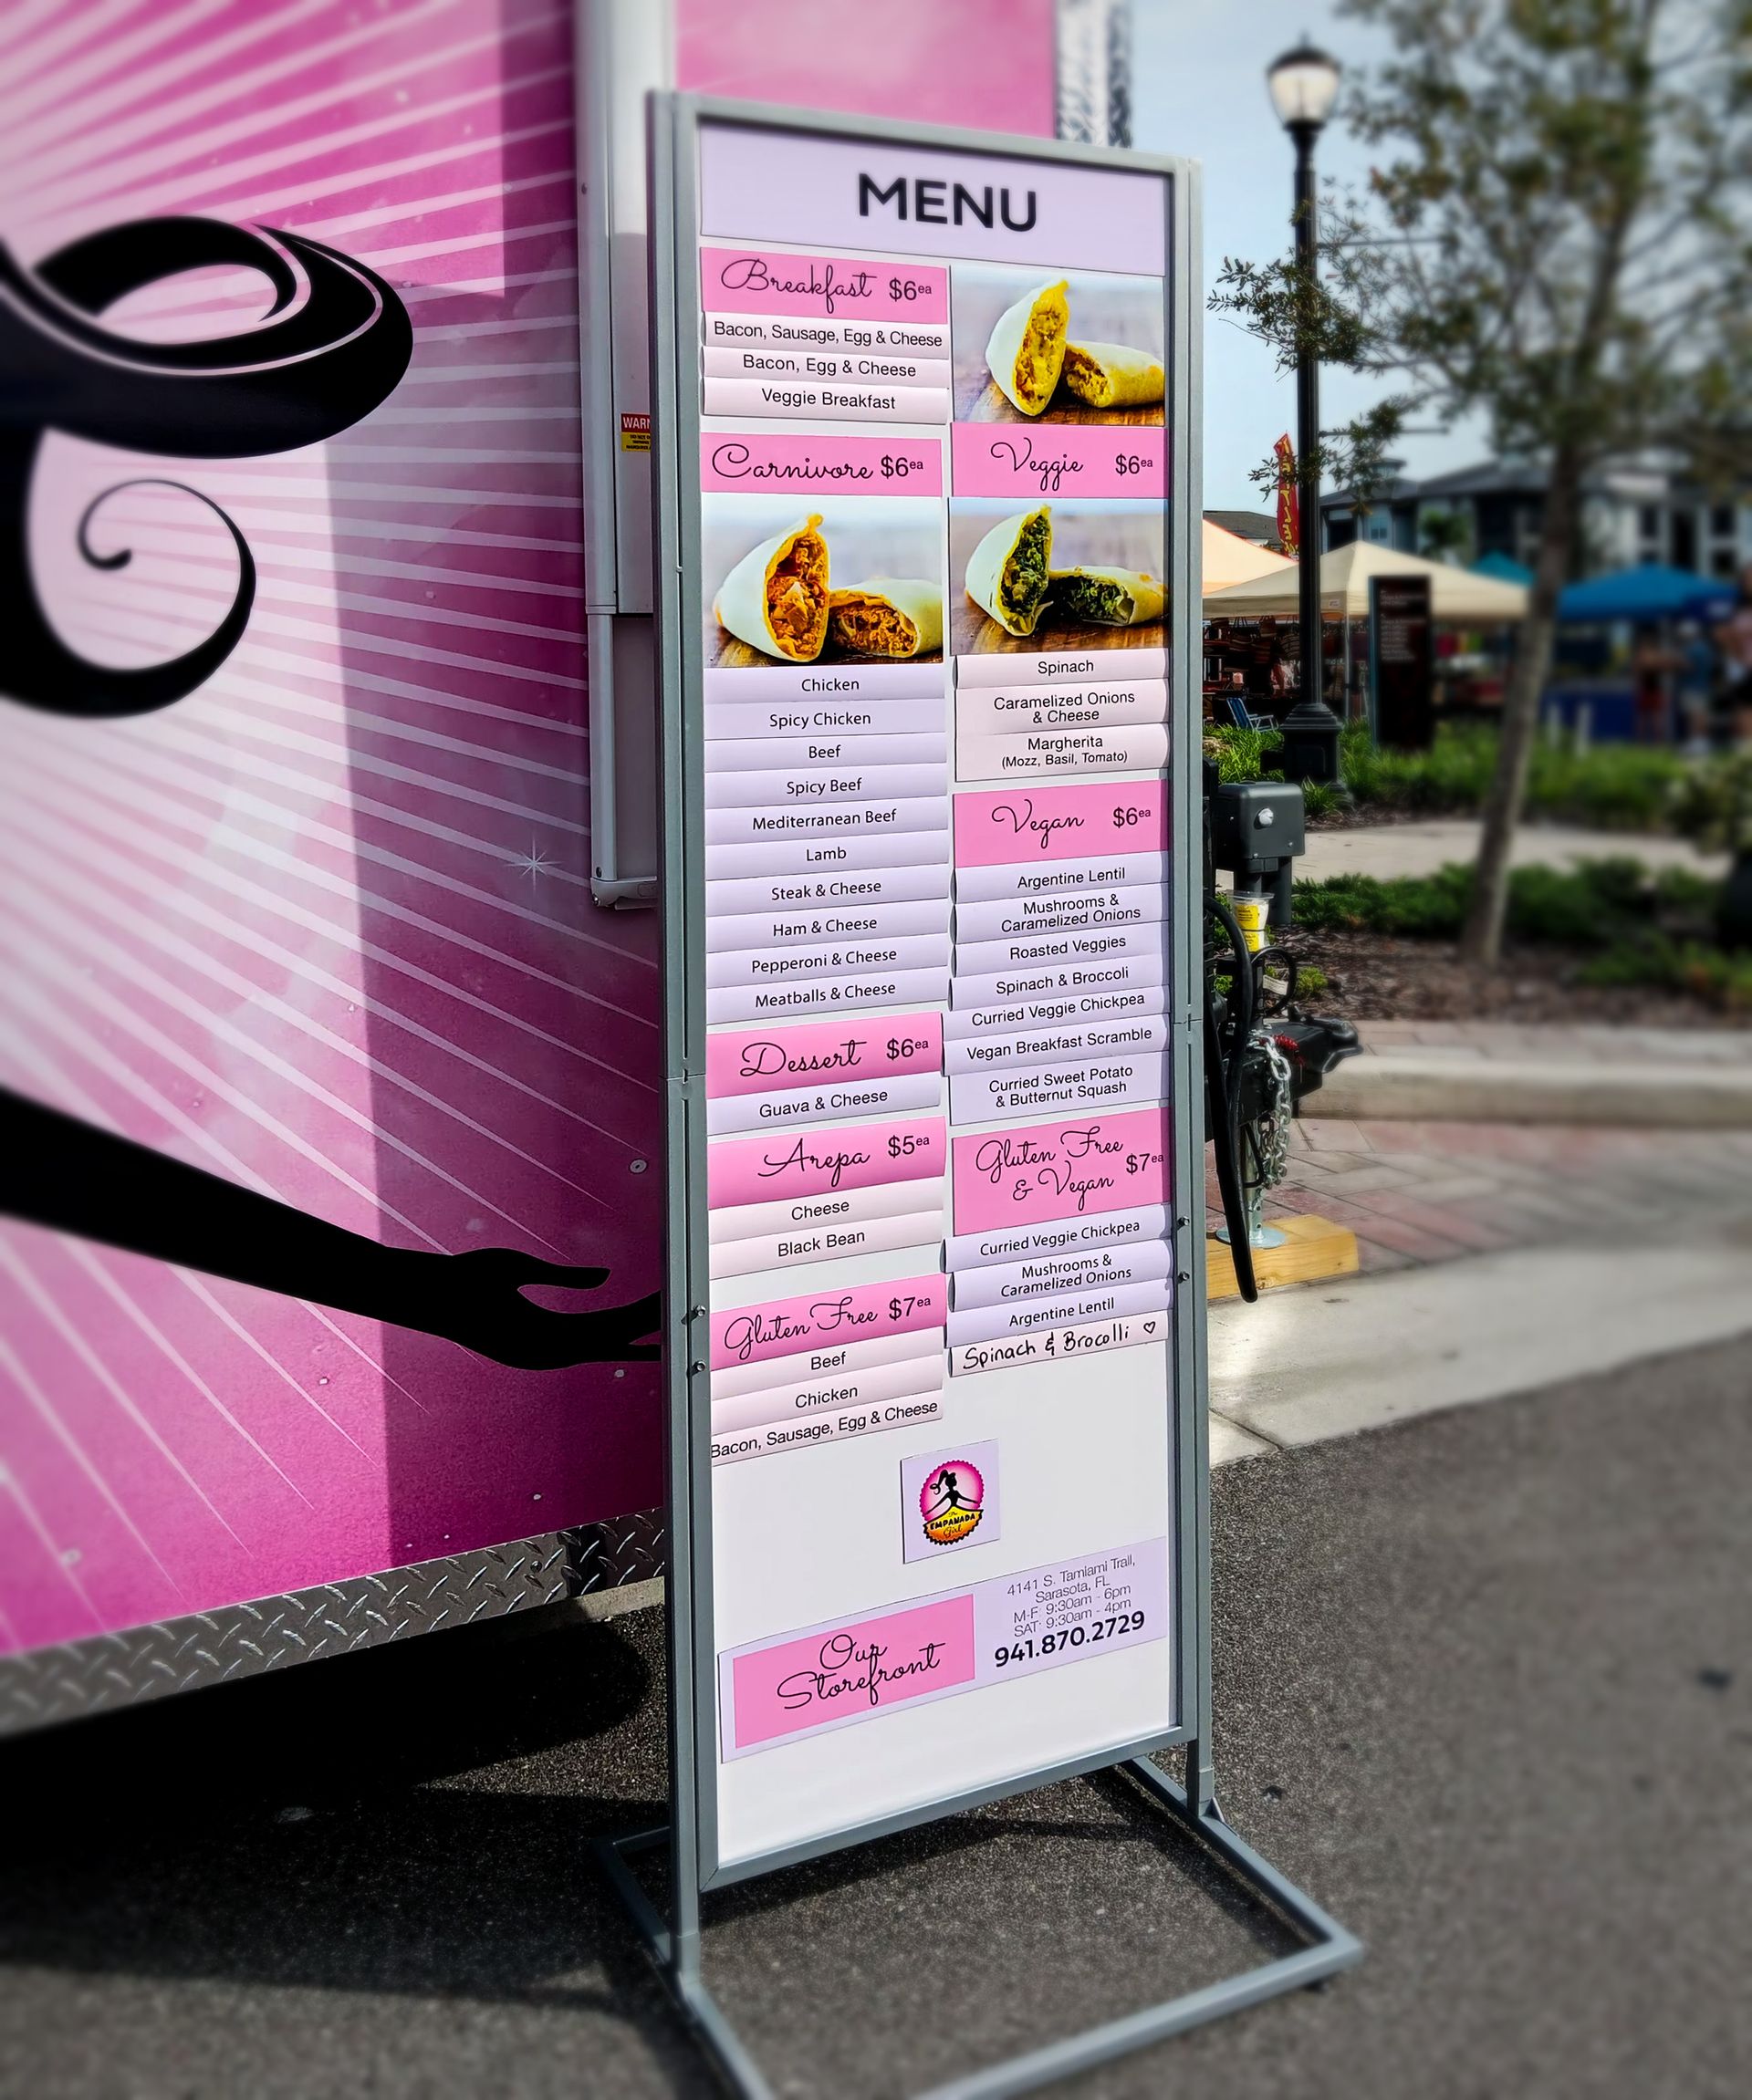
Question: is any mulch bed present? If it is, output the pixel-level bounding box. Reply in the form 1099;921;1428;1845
1280;925;1752;1028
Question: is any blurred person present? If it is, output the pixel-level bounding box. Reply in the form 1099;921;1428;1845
1674;619;1715;753
1631;623;1676;744
1712;565;1752;746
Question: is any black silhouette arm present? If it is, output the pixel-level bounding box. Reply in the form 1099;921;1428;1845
0;1086;659;1371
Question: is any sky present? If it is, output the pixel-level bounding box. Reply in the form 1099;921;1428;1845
1132;0;1487;517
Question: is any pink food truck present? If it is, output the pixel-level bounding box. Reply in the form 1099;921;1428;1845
0;0;1131;1730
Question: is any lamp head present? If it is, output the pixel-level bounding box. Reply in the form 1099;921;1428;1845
1267;40;1341;132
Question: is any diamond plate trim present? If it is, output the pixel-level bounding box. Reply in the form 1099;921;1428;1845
0;1505;668;1738
570;1504;667;1595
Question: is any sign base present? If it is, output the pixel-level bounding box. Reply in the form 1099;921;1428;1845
596;1752;1361;2100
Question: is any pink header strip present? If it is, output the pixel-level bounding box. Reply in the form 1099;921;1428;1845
951;423;1165;501
708;1116;947;1210
702;247;949;323
729;1594;976;1750
953;1107;1172;1232
712;1274;948;1370
707;1014;944;1099
953;781;1171;868
701;432;943;495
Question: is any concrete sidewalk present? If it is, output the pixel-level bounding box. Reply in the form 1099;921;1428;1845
1299;816;1726;883
1309;1021;1752;1126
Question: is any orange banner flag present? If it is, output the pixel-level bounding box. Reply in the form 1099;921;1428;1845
1275;433;1298;559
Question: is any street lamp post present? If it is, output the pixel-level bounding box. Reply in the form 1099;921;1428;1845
1267;41;1346;794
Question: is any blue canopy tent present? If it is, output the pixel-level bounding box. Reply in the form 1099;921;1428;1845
1544;563;1738;742
1557;562;1738;625
1472;551;1534;587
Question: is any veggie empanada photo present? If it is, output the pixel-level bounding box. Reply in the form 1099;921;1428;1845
965;507;1054;637
1047;565;1164;627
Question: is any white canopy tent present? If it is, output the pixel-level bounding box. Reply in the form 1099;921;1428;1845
1202;539;1529;624
1201;519;1293;594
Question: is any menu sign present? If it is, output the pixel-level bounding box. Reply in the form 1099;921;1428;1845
669;111;1183;1878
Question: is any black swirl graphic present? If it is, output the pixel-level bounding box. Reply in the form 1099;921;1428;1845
0;214;412;717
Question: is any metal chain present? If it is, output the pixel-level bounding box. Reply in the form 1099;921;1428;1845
1253;1027;1295;1194
1240;1026;1296;1245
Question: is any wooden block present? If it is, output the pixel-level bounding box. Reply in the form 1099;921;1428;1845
1205;1212;1359;1302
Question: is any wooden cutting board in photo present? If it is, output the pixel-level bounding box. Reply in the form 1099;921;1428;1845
950;602;1166;656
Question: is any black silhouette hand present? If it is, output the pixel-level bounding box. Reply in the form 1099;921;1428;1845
412;1248;662;1370
0;1087;663;1373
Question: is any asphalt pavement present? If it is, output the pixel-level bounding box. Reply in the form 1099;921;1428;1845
2;1335;1748;2099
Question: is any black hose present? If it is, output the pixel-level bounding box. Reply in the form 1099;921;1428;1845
1205;892;1258;1303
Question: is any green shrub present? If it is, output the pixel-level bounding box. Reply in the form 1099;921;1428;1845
1506;858;1648;945
1203;723;1283;784
1339;721;1496;811
1338;721;1691;829
1529;741;1687;829
1291;857;1724;949
1652;865;1721;926
1216;715;1713;837
1291;866;1471;937
1669;752;1752;854
1577;935;1752;1011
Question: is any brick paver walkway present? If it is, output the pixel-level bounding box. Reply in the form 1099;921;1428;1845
1255;1116;1752;1274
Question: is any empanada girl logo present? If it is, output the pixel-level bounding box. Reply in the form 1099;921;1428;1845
920;1459;986;1547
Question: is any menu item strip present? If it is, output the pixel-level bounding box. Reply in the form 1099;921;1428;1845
948;984;1168;1037
944;1014;1169;1076
706;730;948;772
953;848;1170;905
951;1310;1171;1377
707;933;952;989
950;1237;1173;1310
707;1071;944;1137
713;1391;947;1466
713;1352;947;1436
945;1201;1169;1272
957;724;1172;781
709;1202;946;1279
705;311;950;353
705;764;949;808
705;899;952;953
705;831;952;882
710;1176;948;1249
949;1050;1170;1122
709;968;952;1024
704;346;954;388
954;889;1165;945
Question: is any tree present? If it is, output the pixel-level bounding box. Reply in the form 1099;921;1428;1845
1418;504;1476;565
1214;0;1752;963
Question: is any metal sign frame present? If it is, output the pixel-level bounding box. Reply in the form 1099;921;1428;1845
600;94;1359;2100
